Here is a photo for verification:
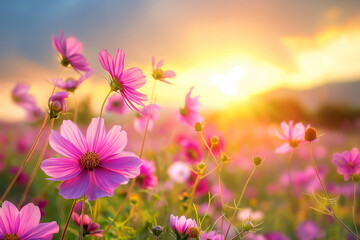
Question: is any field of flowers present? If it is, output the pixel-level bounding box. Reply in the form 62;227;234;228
1;31;360;240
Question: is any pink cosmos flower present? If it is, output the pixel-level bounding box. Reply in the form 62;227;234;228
72;212;103;237
48;91;70;118
168;162;191;183
12;83;44;122
105;94;128;114
134;104;161;133
170;214;197;236
275;121;307;154
99;49;147;112
136;160;158;189
0;201;59;239
296;220;324;240
152;57;176;84
52;31;90;72
332;148;360;181
53;69;93;92
187;172;209;196
41;118;143;200
179;86;203;127
201;231;222;240
237;208;263;222
180;138;203;164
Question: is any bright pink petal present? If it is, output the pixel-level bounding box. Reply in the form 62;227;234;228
17;203;40;237
86;118;107;153
21;221;59;240
121;68;146;89
163;70;176;78
0;201;20;235
152;56;155;69
59;170;89;199
97;125;127;159
60;120;87;154
85;171;113;200
98;50;115;77
41;157;82;181
100;151;142;172
275;143;292;154
66;37;82;56
114;49;125;77
156;59;164;69
93;167;128;191
49;130;83;159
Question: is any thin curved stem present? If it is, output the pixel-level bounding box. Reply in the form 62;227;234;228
18;119;55;209
51;67;63;95
102;80;158;237
80;194;85;240
353;182;359;236
224;166;257;240
73;92;78;122
0;114;49;202
200;132;218;167
99;89;113;118
60;199;77;240
218;165;224;208
139;80;157;158
309;143;360;240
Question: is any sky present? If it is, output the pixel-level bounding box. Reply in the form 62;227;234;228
1;0;360;120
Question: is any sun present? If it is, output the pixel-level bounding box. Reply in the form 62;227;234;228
210;66;244;96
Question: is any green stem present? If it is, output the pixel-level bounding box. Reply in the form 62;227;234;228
353;182;359;236
309;143;359;240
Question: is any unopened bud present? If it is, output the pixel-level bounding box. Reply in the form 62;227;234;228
243;220;255;232
353;173;360;183
253;156;264;166
210;136;219;145
130;194;140;206
151;225;163;237
221;151;231;164
197;162;206;171
194;122;203;132
304;127;317;142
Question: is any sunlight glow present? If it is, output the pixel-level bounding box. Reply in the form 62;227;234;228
211;66;244;96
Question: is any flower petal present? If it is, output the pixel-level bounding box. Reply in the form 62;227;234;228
21;221;59;240
60;120;87;154
100;151;142;172
163;70;176;78
97;125;127;159
0;201;20;235
49;130;83;159
85;171;113;201
86;118;107;153
41;157;82;181
114;49;125;77
17;203;41;237
98;49;114;77
59;170;89;199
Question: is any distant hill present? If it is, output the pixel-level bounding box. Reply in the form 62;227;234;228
255;80;360;110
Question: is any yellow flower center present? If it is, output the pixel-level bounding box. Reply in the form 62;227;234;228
152;69;164;80
4;233;20;240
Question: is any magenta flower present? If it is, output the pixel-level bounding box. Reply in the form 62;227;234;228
99;49;147;112
201;231;222;240
105;94;128;114
332;148;360;181
41;118;143;200
0;201;59;239
187;172;209;196
179;86;203;127
72;212;103;237
12;83;44;122
152;56;176;84
53;69;93;92
48;91;70;118
275;121;307;154
168;162;191;183
170;214;197;236
296;220;324;240
134;104;161;133
180;138;203;164
52;31;90;72
136;160;158;189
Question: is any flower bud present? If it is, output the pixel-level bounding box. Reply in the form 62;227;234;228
194;122;203;132
197;162;206;171
180;192;189;202
130;194;140;206
210;136;219;145
221;151;231;164
353;173;360;183
188;226;200;238
253;156;264;166
243;220;255;232
48;91;69;118
304;127;317;142
151;225;163;237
